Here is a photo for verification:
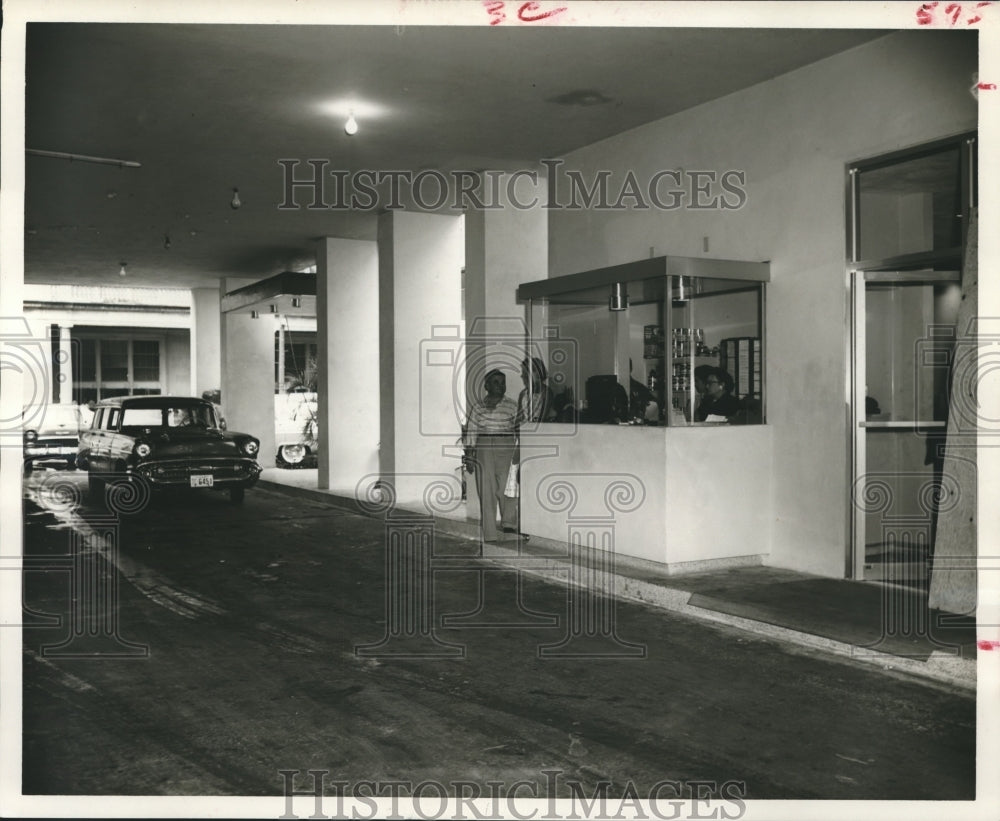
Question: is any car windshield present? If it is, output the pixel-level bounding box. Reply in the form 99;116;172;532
120;403;218;430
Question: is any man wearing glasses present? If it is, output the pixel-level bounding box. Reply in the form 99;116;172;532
695;367;741;422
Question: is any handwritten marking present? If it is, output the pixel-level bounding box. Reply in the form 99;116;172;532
484;0;506;25
917;0;992;24
978;639;999;650
484;0;567;25
978;82;997;90
517;1;568;22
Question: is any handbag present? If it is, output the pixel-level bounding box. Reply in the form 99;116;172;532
504;462;519;498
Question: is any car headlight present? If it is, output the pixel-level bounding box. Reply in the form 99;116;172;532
135;442;152;458
242;440;259;456
24;430;37;442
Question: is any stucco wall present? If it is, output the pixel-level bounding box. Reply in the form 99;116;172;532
546;30;977;576
164;329;190;395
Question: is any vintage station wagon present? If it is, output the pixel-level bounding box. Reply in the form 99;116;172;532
77;395;262;504
22;403;84;473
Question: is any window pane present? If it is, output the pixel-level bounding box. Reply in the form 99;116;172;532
77;338;97;381
857;148;962;260
132;340;160;381
100;340;129;381
121;407;164;428
865;281;960;423
528;274;764;428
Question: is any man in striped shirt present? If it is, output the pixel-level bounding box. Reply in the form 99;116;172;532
465;368;518;543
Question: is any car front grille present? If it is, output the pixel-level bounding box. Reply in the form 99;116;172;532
136;458;261;485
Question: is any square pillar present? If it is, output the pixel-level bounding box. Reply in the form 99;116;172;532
221;278;277;468
57;324;74;404
315;238;380;492
463;175;548;527
464;172;549;398
378;211;465;506
191;288;222;399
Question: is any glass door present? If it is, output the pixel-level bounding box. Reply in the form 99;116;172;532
851;270;961;583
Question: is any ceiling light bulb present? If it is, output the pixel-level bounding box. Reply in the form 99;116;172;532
119;262;127;278
344;113;359;136
231;188;242;209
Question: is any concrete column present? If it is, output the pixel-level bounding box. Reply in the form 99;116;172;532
191;288;222;398
315;237;380;492
378;211;465;505
220;278;277;468
57;324;74;404
463;177;548;522
463;173;548;398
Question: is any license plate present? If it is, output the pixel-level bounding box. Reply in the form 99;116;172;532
190;474;214;488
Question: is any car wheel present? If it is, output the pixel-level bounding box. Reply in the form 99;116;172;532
23;461;33;476
229;486;245;504
277;444;307;468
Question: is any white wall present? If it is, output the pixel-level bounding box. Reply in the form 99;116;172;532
164;329;190;395
316;237;380;493
546;30;977;577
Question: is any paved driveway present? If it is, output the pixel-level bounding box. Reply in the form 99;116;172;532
19;472;975;806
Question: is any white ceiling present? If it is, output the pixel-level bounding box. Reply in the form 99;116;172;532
22;22;888;290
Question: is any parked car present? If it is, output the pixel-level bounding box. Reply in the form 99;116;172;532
77;395;262;504
275;391;318;468
22;403;85;473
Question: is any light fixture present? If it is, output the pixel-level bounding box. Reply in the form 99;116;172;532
673;276;701;303
231;188;242;209
291;297;302;309
119;261;127;278
250;310;259;319
163;233;171;250
609;282;628;312
344;112;359;136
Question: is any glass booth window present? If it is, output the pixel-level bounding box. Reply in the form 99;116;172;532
527;274;764;427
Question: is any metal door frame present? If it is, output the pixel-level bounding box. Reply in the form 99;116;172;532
848;268;961;580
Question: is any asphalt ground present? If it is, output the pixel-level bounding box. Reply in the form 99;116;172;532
19;473;975;801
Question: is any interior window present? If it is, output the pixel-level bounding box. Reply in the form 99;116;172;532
121;408;165;428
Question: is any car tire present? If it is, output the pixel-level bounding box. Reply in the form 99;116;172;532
229;486;245;504
23;461;33;476
276;444;307;468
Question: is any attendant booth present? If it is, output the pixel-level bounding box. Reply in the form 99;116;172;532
516;256;772;572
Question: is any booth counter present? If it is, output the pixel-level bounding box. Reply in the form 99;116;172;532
518;421;772;572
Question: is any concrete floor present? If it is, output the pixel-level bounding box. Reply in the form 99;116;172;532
19;473;975;804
